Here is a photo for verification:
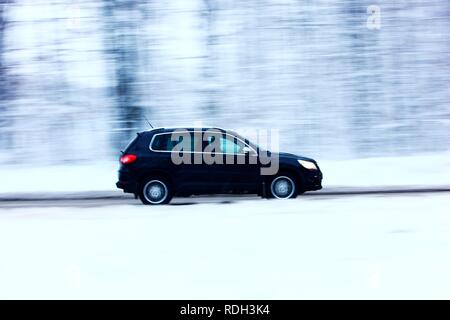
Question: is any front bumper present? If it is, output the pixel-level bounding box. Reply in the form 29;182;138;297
304;170;323;191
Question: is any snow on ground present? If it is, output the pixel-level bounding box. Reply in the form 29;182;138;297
320;151;450;187
0;194;449;299
1;152;450;194
0;162;118;193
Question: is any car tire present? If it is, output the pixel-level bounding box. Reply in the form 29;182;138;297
139;177;173;205
267;173;298;199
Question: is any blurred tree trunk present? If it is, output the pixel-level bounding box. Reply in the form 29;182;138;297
103;0;143;150
201;0;219;117
0;1;12;150
0;2;6;103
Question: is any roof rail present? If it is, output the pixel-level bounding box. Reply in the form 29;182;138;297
146;126;228;131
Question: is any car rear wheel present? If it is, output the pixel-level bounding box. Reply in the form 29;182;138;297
269;175;297;199
139;178;173;205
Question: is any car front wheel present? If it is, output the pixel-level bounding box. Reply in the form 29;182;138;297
139;178;173;205
268;174;297;199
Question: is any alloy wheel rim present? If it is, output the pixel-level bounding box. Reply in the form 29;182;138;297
271;176;295;199
144;180;168;204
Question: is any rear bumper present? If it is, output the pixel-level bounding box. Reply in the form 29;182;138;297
116;180;138;194
116;181;126;189
116;168;139;194
116;167;139;194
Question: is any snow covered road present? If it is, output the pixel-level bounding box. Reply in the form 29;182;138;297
0;194;449;299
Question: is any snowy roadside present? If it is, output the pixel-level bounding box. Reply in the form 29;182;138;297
1;152;449;198
1;194;449;299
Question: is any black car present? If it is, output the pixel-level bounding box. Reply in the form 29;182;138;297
116;127;322;204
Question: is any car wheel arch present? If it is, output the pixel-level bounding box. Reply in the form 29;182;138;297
139;170;174;189
264;166;304;191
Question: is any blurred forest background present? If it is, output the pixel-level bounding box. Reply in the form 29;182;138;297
0;0;449;164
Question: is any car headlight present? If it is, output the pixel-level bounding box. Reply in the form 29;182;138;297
298;159;317;170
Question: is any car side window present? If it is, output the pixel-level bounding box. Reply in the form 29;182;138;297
203;133;246;154
151;133;175;151
220;135;245;154
151;132;201;152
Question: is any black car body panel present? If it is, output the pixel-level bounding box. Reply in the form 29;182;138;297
116;128;323;197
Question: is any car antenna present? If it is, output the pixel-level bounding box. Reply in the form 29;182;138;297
143;115;154;129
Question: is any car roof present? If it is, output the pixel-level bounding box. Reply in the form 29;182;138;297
141;127;230;135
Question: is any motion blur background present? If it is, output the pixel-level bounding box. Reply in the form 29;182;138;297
0;0;449;165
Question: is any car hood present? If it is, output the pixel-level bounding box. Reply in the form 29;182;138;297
270;151;316;163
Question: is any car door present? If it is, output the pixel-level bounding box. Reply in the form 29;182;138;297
202;131;260;193
149;131;204;193
221;133;260;192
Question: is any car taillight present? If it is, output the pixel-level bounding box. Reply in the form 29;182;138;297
120;154;137;164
